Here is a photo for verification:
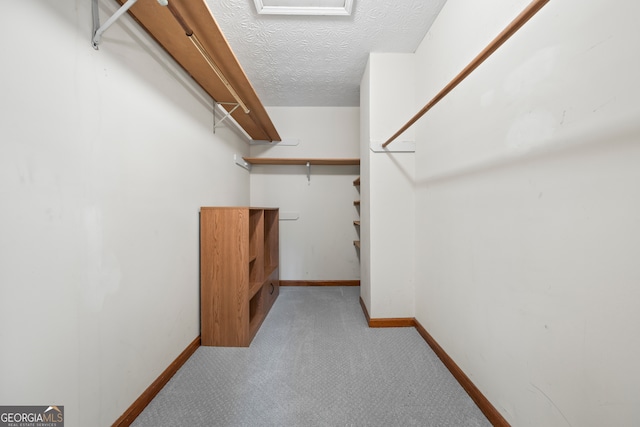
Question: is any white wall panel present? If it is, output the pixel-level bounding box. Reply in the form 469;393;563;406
0;2;249;425
413;0;640;425
249;107;360;280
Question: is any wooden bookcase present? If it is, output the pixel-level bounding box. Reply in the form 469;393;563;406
200;207;279;346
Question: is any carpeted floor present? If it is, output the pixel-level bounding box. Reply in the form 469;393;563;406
132;286;491;426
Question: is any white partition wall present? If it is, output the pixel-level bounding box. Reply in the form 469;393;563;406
0;2;249;425
249;107;360;281
359;54;417;318
412;0;640;425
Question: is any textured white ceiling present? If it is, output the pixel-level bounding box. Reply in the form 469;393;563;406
206;0;447;106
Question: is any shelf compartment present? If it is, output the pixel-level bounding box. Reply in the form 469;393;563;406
249;280;263;299
249;289;263;337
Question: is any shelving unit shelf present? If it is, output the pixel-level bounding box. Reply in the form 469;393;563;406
200;207;279;347
243;157;360;165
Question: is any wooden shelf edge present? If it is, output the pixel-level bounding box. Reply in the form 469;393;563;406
264;264;278;278
354;240;361;248
353;177;360;186
249;281;262;299
354;200;360;206
243;157;360;166
120;0;280;141
354;221;360;226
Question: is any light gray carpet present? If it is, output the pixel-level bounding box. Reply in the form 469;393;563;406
132;287;491;426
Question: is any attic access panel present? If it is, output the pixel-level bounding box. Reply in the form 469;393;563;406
254;0;353;15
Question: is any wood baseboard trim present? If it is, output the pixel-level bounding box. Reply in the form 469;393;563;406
280;280;360;286
412;320;509;426
359;297;371;324
358;300;508;426
112;336;201;427
369;317;416;327
358;297;415;328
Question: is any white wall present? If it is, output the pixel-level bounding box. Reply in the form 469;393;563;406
359;63;372;309
0;2;249;426
249;107;360;280
360;54;416;318
413;0;640;425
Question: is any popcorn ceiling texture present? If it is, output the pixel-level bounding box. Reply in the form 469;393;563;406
207;0;447;106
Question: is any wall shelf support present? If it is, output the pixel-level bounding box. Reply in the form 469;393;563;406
92;0;140;49
234;154;252;171
214;102;241;133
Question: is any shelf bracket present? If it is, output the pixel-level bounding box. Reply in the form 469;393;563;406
92;0;140;50
306;161;311;182
213;102;241;133
234;154;252;172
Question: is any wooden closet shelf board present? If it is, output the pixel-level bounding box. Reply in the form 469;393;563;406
243;158;360;166
118;0;280;141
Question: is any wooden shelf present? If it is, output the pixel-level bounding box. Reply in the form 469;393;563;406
353;177;360;186
118;0;280;141
354;241;361;248
200;207;279;347
243;157;360;166
354;200;360;206
354;221;360;226
248;280;263;299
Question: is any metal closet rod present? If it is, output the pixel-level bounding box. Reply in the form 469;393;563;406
382;0;551;148
164;2;250;115
165;2;276;141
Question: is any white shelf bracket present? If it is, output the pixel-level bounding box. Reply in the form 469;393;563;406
234;154;252;172
92;0;140;50
306;161;311;182
214;102;241;133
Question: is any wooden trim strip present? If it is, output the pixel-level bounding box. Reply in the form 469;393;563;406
382;0;550;148
112;336;201;427
357;297;509;426
412;320;510;426
359;297;371;324
369;317;415;328
358;298;416;328
280;280;360;287
243;157;360;166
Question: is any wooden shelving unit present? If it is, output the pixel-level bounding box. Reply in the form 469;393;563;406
116;0;280;141
243;157;360;166
200;207;279;347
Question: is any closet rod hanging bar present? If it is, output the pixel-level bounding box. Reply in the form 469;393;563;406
382;0;550;148
164;1;275;140
163;2;251;114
